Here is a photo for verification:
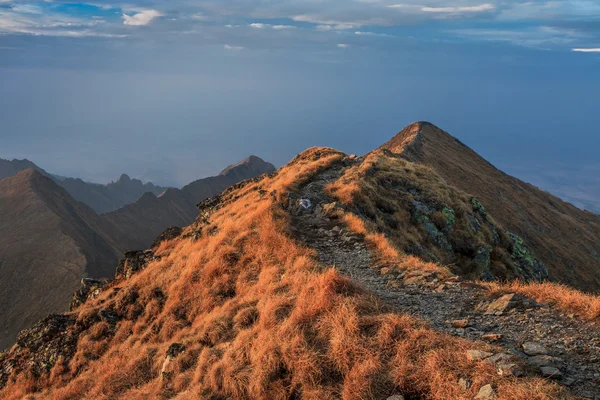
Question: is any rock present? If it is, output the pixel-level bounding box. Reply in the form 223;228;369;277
319;202;344;219
386;396;405;400
474;384;497;400
115;250;157;280
152;226;182;248
467;350;494;361
485;293;524;315
70;278;107;311
482;334;502;342
540;366;562;379
458;377;471;390
452;319;469;328
486;353;513;364
497;363;523;377
522;342;549;356
527;355;553;367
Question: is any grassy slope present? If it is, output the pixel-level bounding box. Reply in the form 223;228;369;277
0;149;569;400
379;122;600;292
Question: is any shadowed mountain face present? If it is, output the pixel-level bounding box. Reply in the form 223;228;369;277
56;174;170;214
379;122;600;292
0;170;127;350
0;159;48;181
104;156;276;248
0;156;275;350
0;158;169;214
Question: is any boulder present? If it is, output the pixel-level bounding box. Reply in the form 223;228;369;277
522;342;549;356
540;366;562;379
474;384;497;400
467;350;493;361
497;363;523;377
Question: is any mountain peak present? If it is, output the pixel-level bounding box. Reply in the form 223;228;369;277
117;173;131;183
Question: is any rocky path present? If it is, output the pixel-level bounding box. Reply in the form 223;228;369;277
289;160;600;400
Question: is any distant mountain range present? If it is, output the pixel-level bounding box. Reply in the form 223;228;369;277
0;156;275;349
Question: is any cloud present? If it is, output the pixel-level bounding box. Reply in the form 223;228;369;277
572;48;600;52
250;23;265;29
122;9;162;26
420;4;495;13
337;43;349;48
355;31;393;37
224;44;244;51
272;25;296;30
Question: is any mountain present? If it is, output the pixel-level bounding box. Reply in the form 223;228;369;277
379;122;600;292
2;124;599;399
0;170;127;350
0;156;274;350
0;158;48;181
56;174;170;214
104;156;276;248
0;157;169;214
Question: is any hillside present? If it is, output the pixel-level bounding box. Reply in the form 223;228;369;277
1;130;599;399
0;156;274;350
379;122;600;292
104;156;276;248
0;170;126;350
0;157;169;214
57;174;169;214
0;158;48;181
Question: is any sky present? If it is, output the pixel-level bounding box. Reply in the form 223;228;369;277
0;1;599;207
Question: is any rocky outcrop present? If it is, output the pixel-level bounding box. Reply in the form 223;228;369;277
115;250;157;280
70;278;107;311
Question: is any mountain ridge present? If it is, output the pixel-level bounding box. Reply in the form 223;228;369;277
379;122;600;292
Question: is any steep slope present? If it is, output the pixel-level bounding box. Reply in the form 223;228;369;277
379;122;600;292
0;170;128;350
0;158;48;181
104;156;276;248
0;157;169;214
57;174;169;214
0;149;582;400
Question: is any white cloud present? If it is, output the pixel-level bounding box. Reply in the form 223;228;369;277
122;9;162;26
250;23;266;29
420;4;495;13
272;25;296;30
224;44;244;51
355;31;393;37
572;48;600;52
337;43;349;48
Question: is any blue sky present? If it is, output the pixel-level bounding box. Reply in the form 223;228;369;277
0;1;599;204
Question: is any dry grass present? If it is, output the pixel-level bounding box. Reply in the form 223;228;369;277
483;280;600;321
0;148;573;400
327;151;539;282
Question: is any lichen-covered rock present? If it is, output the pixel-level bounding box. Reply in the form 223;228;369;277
471;197;488;219
509;233;549;280
473;247;492;281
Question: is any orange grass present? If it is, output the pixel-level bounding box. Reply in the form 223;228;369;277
483;280;600;322
0;148;571;400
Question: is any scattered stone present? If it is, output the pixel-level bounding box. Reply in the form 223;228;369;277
474;384;497;400
522;342;549;356
540;366;562;379
152;226;182;248
527;355;553;367
482;334;502;342
485;293;524;315
486;353;513;364
497;363;523;377
458;377;471;390
452;319;469;328
467;350;494;361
